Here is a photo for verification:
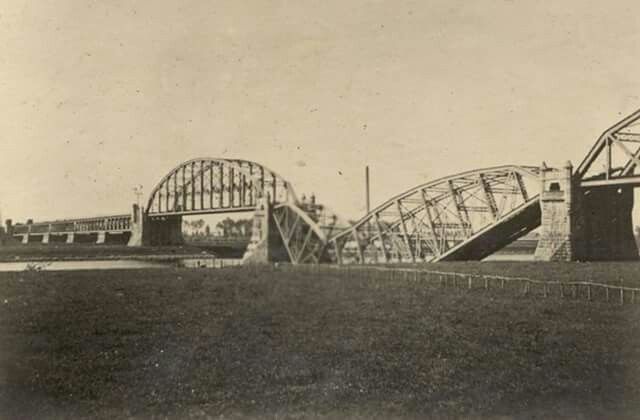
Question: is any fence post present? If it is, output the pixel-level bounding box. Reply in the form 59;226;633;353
468;276;472;290
543;283;548;298
605;287;609;302
587;284;591;301
620;279;624;306
484;276;488;290
501;278;505;289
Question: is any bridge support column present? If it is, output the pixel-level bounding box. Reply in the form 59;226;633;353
66;233;74;244
143;215;183;246
127;204;184;246
1;220;12;246
577;186;638;260
96;232;106;244
534;162;580;261
127;204;144;246
42;233;50;244
21;234;29;244
242;198;289;264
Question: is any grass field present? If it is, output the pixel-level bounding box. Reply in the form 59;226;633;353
1;265;640;419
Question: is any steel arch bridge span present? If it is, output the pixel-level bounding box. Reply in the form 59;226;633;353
145;158;298;216
327;165;542;264
143;157;337;265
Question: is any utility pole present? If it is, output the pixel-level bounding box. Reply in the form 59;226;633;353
365;165;371;214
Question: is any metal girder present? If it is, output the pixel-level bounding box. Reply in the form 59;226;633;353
145;158;297;216
272;203;328;264
447;180;472;236
580;176;640;188
328;165;540;264
477;173;498;220
577;108;640;179
395;200;416;263
373;213;390;262
420;190;441;257
577;109;640;183
514;172;529;201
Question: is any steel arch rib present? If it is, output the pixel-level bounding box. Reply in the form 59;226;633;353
144;158;298;215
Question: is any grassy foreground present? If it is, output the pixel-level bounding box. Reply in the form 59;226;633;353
388;261;640;287
1;266;640;419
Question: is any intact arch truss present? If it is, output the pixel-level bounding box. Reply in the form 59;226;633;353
326;165;543;264
145;158;297;216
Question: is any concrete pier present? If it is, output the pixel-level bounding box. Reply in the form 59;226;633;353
243;198;290;264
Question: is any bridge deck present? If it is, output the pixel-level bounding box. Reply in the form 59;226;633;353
435;196;541;262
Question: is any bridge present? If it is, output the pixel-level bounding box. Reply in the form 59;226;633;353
6;108;640;264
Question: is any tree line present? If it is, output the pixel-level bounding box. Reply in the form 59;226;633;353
182;218;253;238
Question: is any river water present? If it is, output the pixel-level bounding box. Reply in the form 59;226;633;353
0;258;243;272
0;254;533;272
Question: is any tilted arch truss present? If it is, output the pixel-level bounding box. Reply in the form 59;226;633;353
327;165;542;264
145;158;298;216
271;202;350;264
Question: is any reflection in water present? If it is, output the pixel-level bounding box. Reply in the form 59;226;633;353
0;254;533;272
0;258;243;272
483;253;534;261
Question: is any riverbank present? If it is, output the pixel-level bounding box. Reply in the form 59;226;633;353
1;266;639;419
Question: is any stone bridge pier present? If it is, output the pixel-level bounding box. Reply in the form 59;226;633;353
242;198;290;264
534;161;638;261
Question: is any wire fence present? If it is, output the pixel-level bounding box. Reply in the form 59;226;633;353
277;263;640;306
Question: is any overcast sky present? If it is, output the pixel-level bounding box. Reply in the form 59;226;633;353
1;0;639;222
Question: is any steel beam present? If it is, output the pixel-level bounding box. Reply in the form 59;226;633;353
477;173;498;220
373;213;389;263
580;176;640;188
200;160;205;210
191;161;196;211
447;180;471;237
395;200;415;263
